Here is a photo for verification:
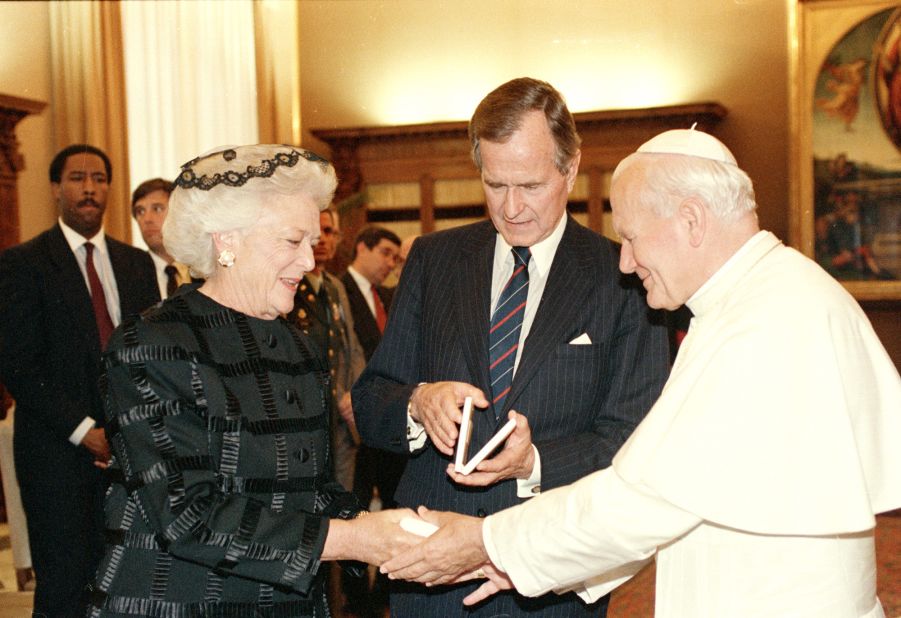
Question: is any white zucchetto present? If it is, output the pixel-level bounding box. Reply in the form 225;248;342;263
637;126;737;165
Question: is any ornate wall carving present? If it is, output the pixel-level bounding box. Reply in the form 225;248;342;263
0;94;46;252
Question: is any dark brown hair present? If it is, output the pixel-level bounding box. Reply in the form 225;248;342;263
468;77;581;174
131;178;175;215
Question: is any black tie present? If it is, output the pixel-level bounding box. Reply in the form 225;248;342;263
164;264;178;298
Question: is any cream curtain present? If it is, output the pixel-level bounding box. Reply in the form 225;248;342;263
52;1;264;246
49;0;131;242
254;0;302;146
121;0;259;249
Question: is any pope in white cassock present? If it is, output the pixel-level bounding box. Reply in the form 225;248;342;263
381;128;901;618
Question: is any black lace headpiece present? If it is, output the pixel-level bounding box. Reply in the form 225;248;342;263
175;145;330;191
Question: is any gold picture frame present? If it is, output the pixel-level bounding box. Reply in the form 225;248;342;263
790;0;901;301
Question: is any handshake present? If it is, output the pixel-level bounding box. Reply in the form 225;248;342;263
365;506;515;607
333;384;537;605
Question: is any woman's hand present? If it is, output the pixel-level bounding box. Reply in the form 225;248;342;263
380;506;488;585
322;508;423;565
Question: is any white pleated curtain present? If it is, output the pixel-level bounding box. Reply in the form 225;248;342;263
121;0;259;249
50;0;303;248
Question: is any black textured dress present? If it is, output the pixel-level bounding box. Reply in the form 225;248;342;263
88;288;363;617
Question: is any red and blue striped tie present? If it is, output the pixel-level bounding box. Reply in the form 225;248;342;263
489;246;530;417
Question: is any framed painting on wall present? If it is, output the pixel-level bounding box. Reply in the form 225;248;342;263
790;0;901;301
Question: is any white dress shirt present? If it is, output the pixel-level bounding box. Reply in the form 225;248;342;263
347;265;378;318
58;218;121;446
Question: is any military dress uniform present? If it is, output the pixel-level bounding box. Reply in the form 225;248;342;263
291;272;365;491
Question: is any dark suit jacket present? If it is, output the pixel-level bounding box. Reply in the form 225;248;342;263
340;270;393;361
0;223;160;485
352;217;669;615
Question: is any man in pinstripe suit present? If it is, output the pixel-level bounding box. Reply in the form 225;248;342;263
352;77;670;616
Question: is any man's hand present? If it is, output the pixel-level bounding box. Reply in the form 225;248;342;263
409;382;488;456
380;506;490;585
446;410;535;486
82;427;110;464
463;563;514;606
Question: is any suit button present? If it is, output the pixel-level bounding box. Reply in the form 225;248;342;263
294;448;310;462
285;390;296;403
476;508;488;517
266;334;278;348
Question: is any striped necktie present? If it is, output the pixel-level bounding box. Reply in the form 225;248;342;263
488;246;530;416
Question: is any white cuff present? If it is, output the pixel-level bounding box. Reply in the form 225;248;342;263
482;516;503;573
516;445;542;498
406;405;428;452
69;416;96;446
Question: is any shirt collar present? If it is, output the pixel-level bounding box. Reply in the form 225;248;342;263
347;265;374;293
148;250;169;271
493;212;568;277
59;217;108;256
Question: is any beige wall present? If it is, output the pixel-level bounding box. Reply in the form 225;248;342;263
0;1;54;242
298;0;791;239
0;0;794;240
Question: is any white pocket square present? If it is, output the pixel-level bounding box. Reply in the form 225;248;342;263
569;333;592;345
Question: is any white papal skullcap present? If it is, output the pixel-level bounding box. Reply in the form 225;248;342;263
636;124;737;165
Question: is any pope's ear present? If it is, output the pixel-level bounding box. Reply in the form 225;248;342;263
678;198;706;247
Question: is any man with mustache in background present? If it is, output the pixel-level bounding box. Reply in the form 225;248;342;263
0;144;159;616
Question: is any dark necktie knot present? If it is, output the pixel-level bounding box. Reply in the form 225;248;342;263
512;246;531;266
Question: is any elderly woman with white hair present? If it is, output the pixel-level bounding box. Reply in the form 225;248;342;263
87;145;419;617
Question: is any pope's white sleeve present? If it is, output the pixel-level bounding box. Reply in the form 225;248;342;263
483;466;701;602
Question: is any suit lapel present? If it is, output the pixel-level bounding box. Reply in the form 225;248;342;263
504;217;593;414
454;222;495;396
47;225;102;356
345;274;377;335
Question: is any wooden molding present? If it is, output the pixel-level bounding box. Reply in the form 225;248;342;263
0;93;47;251
312;102;727;255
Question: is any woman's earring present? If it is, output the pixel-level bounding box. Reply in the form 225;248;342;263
217;249;236;268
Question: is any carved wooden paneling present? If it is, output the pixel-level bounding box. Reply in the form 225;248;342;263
0;94;47;252
312;102;727;252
